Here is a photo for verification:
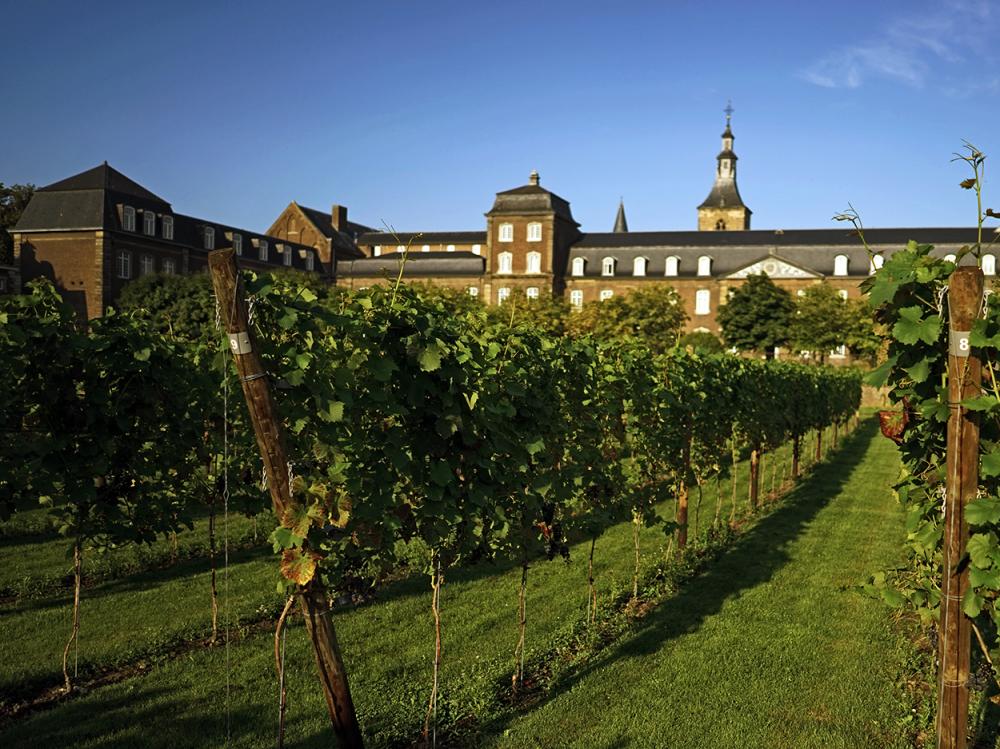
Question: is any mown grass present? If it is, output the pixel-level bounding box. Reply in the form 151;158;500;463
0;426;869;748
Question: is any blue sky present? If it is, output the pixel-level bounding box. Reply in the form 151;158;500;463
3;0;1000;235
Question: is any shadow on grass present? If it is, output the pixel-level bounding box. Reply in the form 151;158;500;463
479;418;880;741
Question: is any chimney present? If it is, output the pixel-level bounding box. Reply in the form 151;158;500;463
529;169;540;186
331;204;348;232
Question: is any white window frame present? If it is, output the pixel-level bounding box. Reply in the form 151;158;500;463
869;254;884;274
697;255;712;277
396;244;405;253
633;257;647;277
665;256;679;277
305;252;315;272
233;233;243;256
143;210;156;236
695;289;711;315
984;254;996;276
599;289;614;301
527;222;542;242
526;251;541;274
526;287;539;299
373;245;382;257
498;223;514;242
446;244;456;252
123;205;136;232
498;287;511;303
570;289;584;308
471;244;481;255
833;254;849;276
116;250;132;279
204;227;215;250
468;286;479;297
421;244;430;253
140;254;155;276
601;257;616;276
163;258;176;275
162;215;174;240
571;257;585;277
498;252;513;274
283;246;293;266
258;239;268;261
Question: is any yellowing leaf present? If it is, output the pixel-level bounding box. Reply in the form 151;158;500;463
280;548;321;585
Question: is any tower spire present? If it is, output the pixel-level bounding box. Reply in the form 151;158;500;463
613;198;629;233
697;103;751;231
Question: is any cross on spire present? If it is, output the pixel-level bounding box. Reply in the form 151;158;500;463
724;100;734;125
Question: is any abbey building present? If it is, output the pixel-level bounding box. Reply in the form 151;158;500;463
11;113;991;337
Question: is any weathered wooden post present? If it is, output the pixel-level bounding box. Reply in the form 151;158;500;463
936;266;983;749
208;249;365;749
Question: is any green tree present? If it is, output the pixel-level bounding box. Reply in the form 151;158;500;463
716;273;794;359
568;285;687;353
789;282;849;363
678;330;724;354
489;291;571;336
843;298;882;365
0;182;35;264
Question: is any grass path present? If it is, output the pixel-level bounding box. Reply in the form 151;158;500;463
489;419;911;748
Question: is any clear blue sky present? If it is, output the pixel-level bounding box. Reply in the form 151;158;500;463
3;0;999;234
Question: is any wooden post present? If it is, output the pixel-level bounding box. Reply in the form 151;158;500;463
815;427;822;463
936;266;983;749
792;434;801;479
209;250;364;749
748;445;760;510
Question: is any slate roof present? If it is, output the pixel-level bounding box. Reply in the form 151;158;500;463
613;201;628;233
568;227;991;279
488;182;578;225
338;251;485;277
296;204;372;242
698;179;748;210
356;231;487;246
38;162;170;204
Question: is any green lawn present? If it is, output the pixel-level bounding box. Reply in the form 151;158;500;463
489;418;915;748
0;426;878;748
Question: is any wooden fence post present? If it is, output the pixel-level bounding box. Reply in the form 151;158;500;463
676;435;692;548
936;266;983;749
792;435;801;479
209;250;365;749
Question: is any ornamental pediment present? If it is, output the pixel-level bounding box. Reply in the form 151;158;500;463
725;254;821;280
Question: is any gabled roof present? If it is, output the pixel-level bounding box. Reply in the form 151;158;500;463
38;163;170;206
724;252;822;280
290;203;369;259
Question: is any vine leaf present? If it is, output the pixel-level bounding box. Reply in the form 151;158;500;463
967;531;999;568
980;455;1000;482
962;588;985;617
280;548;321;585
892;306;941;345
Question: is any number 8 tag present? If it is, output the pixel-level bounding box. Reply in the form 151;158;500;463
949;330;971;358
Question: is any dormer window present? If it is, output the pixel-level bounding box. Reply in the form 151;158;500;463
499;223;514;242
602;257;616;276
472;244;481;255
373;245;382;257
283;245;293;266
834;254;849;276
498;252;513;274
527;222;542;242
447;244;456;252
396;245;405;253
697;255;712;276
233;233;243;256
422;245;430;253
983;254;996;276
204;227;215;250
258;239;268;261
143;210;156;236
633;257;647;277
571;257;585;276
123;205;136;232
526;251;541;274
869;254;884;274
665;256;679;277
162;216;174;240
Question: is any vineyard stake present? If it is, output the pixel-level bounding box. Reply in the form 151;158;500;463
936;266;983;749
208;249;365;749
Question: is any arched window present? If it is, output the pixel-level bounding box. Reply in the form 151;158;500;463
498;252;513;274
526;251;541;274
143;210;156;236
571;257;586;276
305;252;315;272
162;216;174;240
204;227;215;250
869;254;884;274
602;257;616;276
833;254;849;276
715;219;726;231
122;205;136;232
599;289;614;301
373;245;382;257
258;239;268;261
665;256;679;277
984;254;996;275
116;250;132;279
526;222;542;242
633;257;647;277
283;246;293;266
499;223;514;242
695;289;711;315
570;289;584;308
697;255;712;276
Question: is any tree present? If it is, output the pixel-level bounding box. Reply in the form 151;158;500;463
716;273;794;359
843;298;882;365
678;330;724;354
489;291;571;336
0;182;35;264
789;282;849;363
568;285;687;353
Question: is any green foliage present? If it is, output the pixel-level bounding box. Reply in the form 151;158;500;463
716;273;795;358
790;282;851;362
0;182;34;265
567;285;687;354
678;330;724;354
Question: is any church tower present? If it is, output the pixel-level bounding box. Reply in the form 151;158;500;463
697;103;751;231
